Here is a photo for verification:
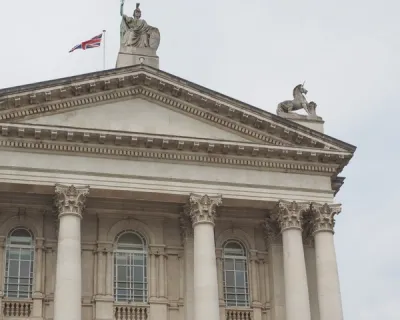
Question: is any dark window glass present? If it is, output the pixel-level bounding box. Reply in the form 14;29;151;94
223;241;249;307
4;229;34;299
114;232;148;303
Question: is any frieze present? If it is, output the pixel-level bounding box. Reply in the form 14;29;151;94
0;123;349;174
0;138;341;174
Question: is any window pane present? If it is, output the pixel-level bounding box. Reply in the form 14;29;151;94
134;268;143;282
118;233;143;246
224;259;234;270
235;260;245;270
20;261;31;277
20;250;32;261
135;255;145;265
225;271;234;286
117;266;127;281
9;260;19;277
236;272;245;286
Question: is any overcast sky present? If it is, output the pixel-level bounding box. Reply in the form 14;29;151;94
0;0;399;319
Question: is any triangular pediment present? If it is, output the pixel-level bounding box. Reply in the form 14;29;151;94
17;97;253;142
0;65;356;153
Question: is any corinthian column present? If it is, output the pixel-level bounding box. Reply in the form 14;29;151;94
188;194;222;320
53;185;90;320
311;203;343;320
275;200;311;320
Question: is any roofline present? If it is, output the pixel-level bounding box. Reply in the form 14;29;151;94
0;64;356;153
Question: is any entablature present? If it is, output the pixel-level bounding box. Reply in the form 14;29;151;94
0;123;350;176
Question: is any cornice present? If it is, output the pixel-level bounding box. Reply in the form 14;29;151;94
0;66;356;155
0;123;349;175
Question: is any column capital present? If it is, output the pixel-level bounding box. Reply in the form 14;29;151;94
274;200;310;231
188;193;222;226
311;203;342;234
54;184;90;219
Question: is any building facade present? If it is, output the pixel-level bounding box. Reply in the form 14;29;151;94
0;9;355;320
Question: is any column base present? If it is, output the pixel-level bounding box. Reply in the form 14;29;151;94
32;292;45;319
150;302;168;320
94;295;114;320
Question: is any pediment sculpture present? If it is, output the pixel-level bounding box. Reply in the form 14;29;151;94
120;1;160;51
277;83;318;117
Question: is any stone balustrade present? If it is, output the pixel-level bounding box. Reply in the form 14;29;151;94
225;308;253;320
113;304;149;320
2;299;33;318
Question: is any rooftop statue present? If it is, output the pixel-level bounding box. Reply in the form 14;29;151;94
277;83;317;116
120;1;160;51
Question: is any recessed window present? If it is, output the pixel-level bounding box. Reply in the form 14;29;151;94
114;231;148;303
4;228;34;299
223;241;250;307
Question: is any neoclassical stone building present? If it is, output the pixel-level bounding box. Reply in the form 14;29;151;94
0;7;355;320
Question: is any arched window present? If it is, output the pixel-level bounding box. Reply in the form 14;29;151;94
223;241;250;307
4;228;35;298
114;231;148;303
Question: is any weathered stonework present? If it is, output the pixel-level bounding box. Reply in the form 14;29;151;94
274;200;310;231
54;184;90;218
311;202;342;233
188;194;222;225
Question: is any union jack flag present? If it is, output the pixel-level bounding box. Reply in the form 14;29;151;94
69;34;103;53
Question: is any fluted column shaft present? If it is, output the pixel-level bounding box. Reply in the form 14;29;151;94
188;194;222;320
312;203;343;320
53;185;89;320
275;201;311;320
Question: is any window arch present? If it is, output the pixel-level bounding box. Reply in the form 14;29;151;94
223;240;250;307
4;228;35;298
113;231;148;303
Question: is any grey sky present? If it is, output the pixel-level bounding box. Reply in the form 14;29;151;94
1;0;399;319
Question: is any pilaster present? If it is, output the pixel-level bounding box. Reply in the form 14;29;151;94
32;238;45;320
0;236;5;320
94;242;114;320
149;245;168;320
215;248;225;320
180;212;194;320
250;250;262;320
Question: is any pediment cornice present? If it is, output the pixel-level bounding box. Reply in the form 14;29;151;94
0;65;356;154
0;123;351;176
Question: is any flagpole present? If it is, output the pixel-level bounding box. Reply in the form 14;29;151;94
103;30;106;70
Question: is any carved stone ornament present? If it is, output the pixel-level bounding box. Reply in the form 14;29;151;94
188;194;222;226
263;214;281;246
120;2;160;51
274;200;310;231
54;184;90;219
301;211;315;246
311;203;342;233
277;83;318;116
179;209;194;243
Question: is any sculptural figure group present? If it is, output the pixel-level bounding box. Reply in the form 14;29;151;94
277;83;318;116
120;1;160;51
118;2;316;117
